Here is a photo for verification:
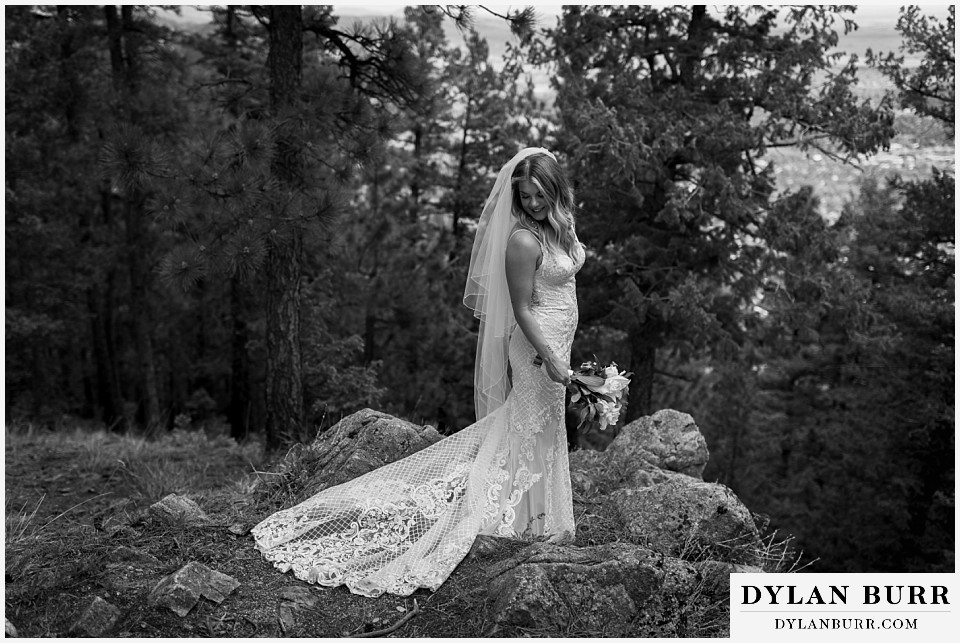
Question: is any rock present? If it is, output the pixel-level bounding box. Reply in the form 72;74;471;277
468;534;512;558
277;585;319;632
95;498;146;536
148;562;240;617
6;618;17;637
109;545;160;567
688;560;739;636
68;596;121;637
568;409;708;497
278;603;297;634
148;494;212;526
280;585;319;609
568;448;681;498
611;477;761;565
280;409;443;501
610;409;709;478
227;523;249;536
486;541;709;637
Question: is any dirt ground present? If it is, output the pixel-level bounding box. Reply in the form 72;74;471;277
4;426;540;638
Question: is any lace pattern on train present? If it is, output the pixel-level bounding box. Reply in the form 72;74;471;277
252;238;584;597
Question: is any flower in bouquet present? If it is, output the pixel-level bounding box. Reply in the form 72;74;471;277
566;359;632;433
596;399;621;427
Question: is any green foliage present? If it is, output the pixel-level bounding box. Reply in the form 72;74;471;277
868;6;955;129
313;11;542;433
300;282;386;436
525;5;896;417
701;172;954;572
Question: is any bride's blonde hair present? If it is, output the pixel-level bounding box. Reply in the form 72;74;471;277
510;153;576;257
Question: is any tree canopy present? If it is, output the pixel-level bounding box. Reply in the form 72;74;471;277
4;4;953;573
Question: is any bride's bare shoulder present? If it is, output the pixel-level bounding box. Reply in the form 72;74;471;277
507;226;540;254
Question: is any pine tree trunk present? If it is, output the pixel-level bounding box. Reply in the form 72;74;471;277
223;7;252;442
265;234;304;448
364;301;377;364
627;330;655;420
167;318;189;422
679;5;708;88
228;277;252;441
104;6;124;90
118;6;160;428
87;182;126;429
88;285;125;429
57;6;94;419
126;195;161;429
29;345;45;419
267;6;302;111
364;172;379;364
905;417;953;564
724;413;742;488
77;339;96;418
411;123;422;220
264;5;305;450
452;97;472;241
105;4;161;430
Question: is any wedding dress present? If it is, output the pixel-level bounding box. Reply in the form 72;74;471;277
251;238;585;598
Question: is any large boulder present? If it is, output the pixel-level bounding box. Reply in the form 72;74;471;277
485;541;711;637
247;407;754;636
569;409;709;496
610;409;709;477
611;477;761;565
274;409;443;501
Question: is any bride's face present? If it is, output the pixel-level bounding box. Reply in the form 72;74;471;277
516;180;549;222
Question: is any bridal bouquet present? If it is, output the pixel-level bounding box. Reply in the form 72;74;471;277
566;359;632;432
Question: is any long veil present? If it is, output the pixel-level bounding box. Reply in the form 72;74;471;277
463;147;556;420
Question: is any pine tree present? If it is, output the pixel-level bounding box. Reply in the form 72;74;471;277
329;10;542;432
151;6;424;448
868;6;955;129
7;6;187;429
527;6;896;418
103;5;167;430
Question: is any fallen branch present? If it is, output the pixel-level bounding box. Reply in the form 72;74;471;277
348;599;420;638
241;615;259;636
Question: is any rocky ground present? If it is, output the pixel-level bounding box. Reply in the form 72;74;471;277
5;409;788;637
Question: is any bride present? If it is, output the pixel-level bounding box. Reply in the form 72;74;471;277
252;147;585;597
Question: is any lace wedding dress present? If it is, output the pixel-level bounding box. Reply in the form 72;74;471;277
252;239;585;598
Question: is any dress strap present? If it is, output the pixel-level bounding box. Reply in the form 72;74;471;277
509;226;546;250
509;226;545;269
508;226;536;241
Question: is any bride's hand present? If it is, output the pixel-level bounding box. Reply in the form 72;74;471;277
543;354;572;386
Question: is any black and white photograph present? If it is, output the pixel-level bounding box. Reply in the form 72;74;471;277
4;3;955;639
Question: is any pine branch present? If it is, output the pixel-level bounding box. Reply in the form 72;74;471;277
654;369;694;382
347;599;420;638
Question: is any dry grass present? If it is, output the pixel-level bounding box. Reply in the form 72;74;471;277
4;422;275;635
752;529;817;573
5;492;111;546
9;425;271;503
5;494;46;545
4;420;815;638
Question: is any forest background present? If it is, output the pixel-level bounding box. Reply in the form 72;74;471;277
4;4;954;576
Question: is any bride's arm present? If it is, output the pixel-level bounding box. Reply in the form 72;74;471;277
505;230;570;385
